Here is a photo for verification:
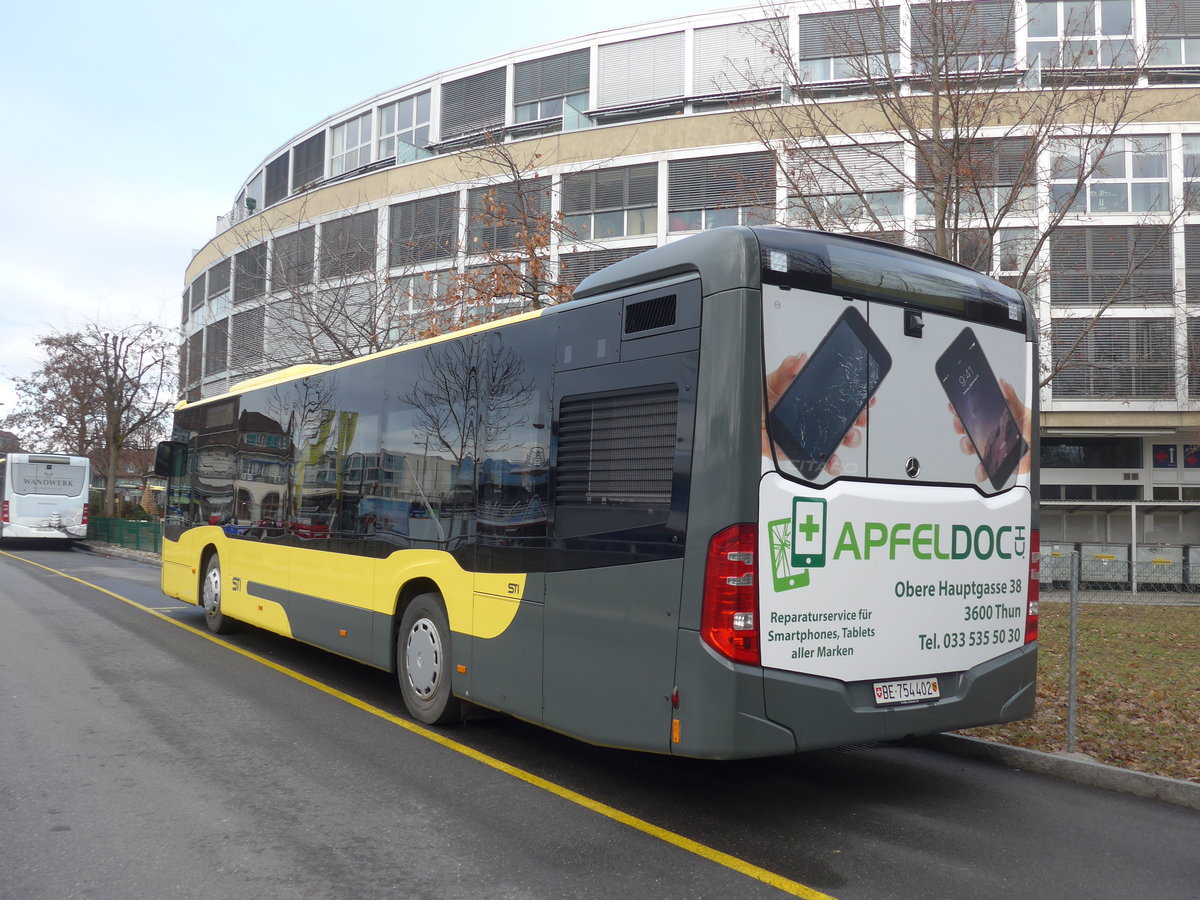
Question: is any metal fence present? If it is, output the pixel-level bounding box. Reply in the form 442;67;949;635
1041;543;1200;598
1041;550;1200;756
88;517;162;554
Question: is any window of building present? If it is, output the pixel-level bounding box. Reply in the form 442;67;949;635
207;259;231;298
379;92;431;159
788;143;904;226
668;153;775;233
272;227;315;289
562;164;658;240
190;273;206;312
234;243;267;303
320;210;377;279
1049;225;1173;305
441;69;505;141
230;307;265;373
693;19;788;94
1042;436;1142;467
467;178;550;253
292;132;326;191
912;0;1015;72
1182;136;1200;209
1051;317;1174;398
558;248;646;289
795;7;900;82
1049;136;1169;214
1146;0;1200;64
388;194;457;267
264;154;289;207
596;32;685;108
392;270;453;308
916;227;1036;280
515;49;589;124
1185;225;1200;303
204;322;228;377
1189;317;1200;397
1027;0;1135;66
186;332;202;386
916;137;1037;217
331;111;372;176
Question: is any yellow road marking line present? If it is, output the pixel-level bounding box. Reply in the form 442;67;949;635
3;549;834;899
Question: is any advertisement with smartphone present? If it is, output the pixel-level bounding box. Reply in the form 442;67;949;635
759;283;1033;683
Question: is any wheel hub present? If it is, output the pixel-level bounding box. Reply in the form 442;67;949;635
405;618;441;698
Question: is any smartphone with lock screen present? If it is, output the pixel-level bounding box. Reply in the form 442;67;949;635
767;306;891;480
935;327;1028;491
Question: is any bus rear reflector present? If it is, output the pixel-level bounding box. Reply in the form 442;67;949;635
1026;529;1040;644
701;523;760;666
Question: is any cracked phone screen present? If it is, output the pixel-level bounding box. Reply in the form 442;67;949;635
768;313;884;478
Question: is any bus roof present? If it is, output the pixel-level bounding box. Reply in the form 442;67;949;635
576;226;1033;336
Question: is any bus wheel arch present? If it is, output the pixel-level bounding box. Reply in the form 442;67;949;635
396;590;461;725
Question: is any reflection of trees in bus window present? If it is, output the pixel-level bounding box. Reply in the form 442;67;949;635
477;321;551;572
285;366;384;548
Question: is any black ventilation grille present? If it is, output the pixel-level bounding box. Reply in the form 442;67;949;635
556;387;678;506
624;294;677;335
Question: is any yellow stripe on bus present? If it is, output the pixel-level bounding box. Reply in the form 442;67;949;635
2;549;834;900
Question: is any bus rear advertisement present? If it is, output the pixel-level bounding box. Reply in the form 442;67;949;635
157;226;1038;758
0;453;91;542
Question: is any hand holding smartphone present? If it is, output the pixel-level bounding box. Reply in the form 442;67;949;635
765;306;891;480
936;327;1029;490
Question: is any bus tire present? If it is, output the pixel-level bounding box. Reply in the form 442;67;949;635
397;593;460;725
200;554;232;634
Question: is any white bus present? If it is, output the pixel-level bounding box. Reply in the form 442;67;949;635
0;453;91;543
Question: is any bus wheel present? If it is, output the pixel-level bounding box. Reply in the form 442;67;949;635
398;593;460;725
200;554;232;634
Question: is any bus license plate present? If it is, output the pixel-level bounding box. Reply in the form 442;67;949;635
873;677;940;706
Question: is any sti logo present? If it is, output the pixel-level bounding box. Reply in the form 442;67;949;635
767;497;828;593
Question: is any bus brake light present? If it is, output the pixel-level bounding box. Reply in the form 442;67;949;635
701;523;760;666
1026;530;1040;644
1;500;7;524
81;503;89;526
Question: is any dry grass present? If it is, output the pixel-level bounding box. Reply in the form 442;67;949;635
963;600;1200;784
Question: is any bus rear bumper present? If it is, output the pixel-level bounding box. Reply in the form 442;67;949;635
762;643;1038;752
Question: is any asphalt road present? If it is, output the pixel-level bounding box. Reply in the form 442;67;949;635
1;544;1197;900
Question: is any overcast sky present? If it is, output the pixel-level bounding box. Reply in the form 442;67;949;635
0;0;728;414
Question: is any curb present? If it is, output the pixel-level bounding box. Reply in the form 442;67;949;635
918;733;1200;811
78;541;162;566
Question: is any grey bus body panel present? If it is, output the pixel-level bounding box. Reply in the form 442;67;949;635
542;559;685;752
574;226;762;303
467;574;546;725
762;644;1037;751
247;580;383;665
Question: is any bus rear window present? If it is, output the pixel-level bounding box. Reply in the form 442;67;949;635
758;228;1028;332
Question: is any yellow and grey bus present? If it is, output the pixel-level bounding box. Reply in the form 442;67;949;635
157;227;1039;758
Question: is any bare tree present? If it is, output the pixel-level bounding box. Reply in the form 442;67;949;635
438;138;575;328
732;0;1190;389
3;323;175;514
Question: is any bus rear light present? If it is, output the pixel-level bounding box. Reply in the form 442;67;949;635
701;523;760;666
82;503;89;526
1;500;7;524
1025;529;1040;644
